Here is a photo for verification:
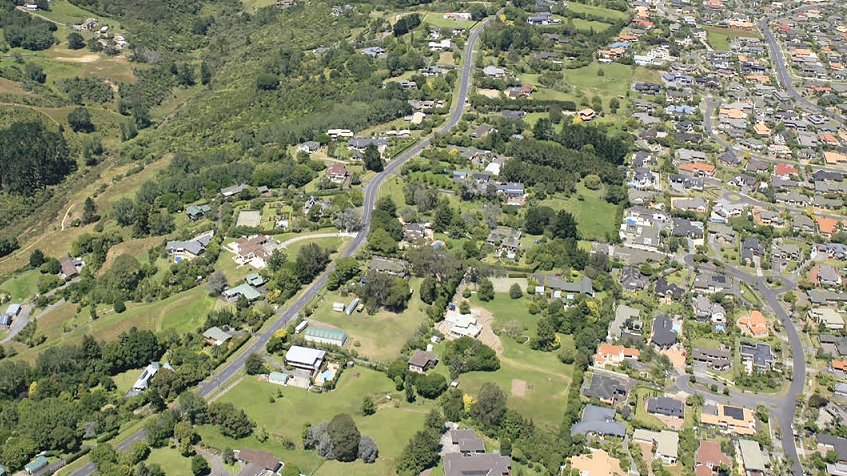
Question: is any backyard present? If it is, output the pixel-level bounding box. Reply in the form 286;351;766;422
539;182;620;241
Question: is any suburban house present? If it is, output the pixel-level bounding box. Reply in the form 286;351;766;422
236;449;283;476
408;350;438;373
443;310;483;339
593;343;640;369
229;235;281;268
202;326;232;346
654;278;685;303
443;452;511;476
633;429;679;464
693;347;731;370
737;310;769;337
608;304;643;344
326;164;350;185
646;396;684;419
304;326;348;347
693;272;729;294
620;266;650;291
59;256;84;279
533;274;594;299
701;403;756;435
167;231;214;260
131;362;173;394
740;343;775;372
24;457;48;475
696;440;731;476
651;316;678;349
570;404;626;438
570;449;627;476
223;283;262;302
221;183;249;198
284;346;326;375
809;308;846;331
583;373;628;405
367;257;408;277
450;429;485;455
739;439;768;476
486;228;522;252
186;204;212;221
298;141;320;154
810;265;842;286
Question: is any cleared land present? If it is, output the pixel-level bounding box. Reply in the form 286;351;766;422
539;182;619;242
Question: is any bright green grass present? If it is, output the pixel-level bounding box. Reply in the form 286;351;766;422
707;31;730;50
307;278;429;361
196;425;326;475
430;293;577;426
145;447;193;476
377;176;407;213
422;12;476;30
563;62;630;100
113;367;144;394
539;183;619;241
213;367;429;471
631;67;661;83
284;236;345;260
633;387;665;427
565;2;628;20
692;337;723;350
0;271;40;302
571;18;612;32
32;0;102;25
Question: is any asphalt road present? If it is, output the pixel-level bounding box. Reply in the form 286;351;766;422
758;16;846;125
64;17;492;476
680;255;805;476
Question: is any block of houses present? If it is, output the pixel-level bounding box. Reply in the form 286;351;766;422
693;347;731;370
633;429;679;464
737;310;768;337
696;441;731;476
583;373;628;405
284;346;325;375
593;343;640;369
408;350;438;373
570;449;626;476
304;326;347;347
570;404;626;437
701;403;756;435
740;343;775;372
809;308;846;331
646;396;684;419
739;439;768;475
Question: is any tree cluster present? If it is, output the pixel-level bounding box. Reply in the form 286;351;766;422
303;414;378;464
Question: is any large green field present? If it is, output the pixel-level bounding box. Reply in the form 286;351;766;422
571;18;612;32
212;366;429;475
421;12;476;29
145;448;193;476
539;182;619;242
0;271;40;302
307;278;429;361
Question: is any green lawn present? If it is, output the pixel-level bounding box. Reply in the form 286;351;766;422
571;18;612;32
539;183;619;241
691;337;722;350
707;31;730;50
307;278;429;361
421;12;476;30
212;366;429;474
565;2;628;21
633;387;664;427
0;271;40;302
430;293;577;426
145;447;193;476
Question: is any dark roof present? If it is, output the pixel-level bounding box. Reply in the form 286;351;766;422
443;453;511;476
723;405;745;421
583;373;627;401
654;277;684;297
740;343;774;368
570;404;626;437
652;316;678;347
819;434;847;462
647;396;684;418
409;350;438;368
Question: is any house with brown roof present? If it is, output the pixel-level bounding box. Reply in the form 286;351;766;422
737;310;769;337
236;448;282;476
700;403;756;435
695;440;731;476
408;350;438;373
326;164;350;185
571;449;626;476
593;343;640;369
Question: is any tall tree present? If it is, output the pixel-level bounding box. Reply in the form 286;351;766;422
471;382;507;429
327;414;360;462
82;197;99;224
363;143;384;172
0;121;74;196
552;210;579;240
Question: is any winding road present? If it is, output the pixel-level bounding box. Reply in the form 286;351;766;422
680;255;805;476
63;16;492;476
